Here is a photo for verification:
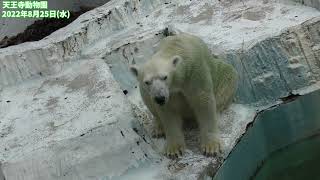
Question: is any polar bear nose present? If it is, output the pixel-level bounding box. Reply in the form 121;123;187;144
155;96;166;105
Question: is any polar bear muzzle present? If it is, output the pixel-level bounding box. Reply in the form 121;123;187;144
150;79;169;106
154;96;166;105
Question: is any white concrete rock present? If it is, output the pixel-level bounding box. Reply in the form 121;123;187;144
0;59;164;179
0;0;319;179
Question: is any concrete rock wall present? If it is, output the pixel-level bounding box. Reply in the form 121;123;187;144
290;0;320;10
227;18;320;105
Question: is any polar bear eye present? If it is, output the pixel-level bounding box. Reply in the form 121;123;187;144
144;81;151;85
161;76;168;80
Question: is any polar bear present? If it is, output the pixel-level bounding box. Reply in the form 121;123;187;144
130;33;238;158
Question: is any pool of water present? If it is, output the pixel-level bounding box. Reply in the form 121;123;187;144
253;134;320;180
213;89;320;180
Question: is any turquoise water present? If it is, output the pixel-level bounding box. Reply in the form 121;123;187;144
253;135;320;180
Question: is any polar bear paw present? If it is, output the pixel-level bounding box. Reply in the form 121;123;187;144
164;142;185;159
201;138;221;157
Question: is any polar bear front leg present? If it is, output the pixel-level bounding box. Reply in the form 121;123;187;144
152;116;165;138
158;109;185;158
187;91;221;156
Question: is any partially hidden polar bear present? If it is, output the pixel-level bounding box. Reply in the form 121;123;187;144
130;33;238;158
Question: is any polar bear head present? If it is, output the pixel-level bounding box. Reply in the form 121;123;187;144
130;55;181;106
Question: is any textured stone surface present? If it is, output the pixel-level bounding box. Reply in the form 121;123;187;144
227;17;320;105
0;0;319;179
290;0;320;10
0;59;164;179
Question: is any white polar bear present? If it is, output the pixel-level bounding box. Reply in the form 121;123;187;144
130;33;238;158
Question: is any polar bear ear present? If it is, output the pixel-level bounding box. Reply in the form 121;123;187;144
129;65;139;77
172;55;182;67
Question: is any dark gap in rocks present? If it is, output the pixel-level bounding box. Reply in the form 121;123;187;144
133;127;139;133
280;92;301;104
245;121;254;132
142;135;149;144
0;6;94;48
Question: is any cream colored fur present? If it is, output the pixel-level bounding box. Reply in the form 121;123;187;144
130;33;238;158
